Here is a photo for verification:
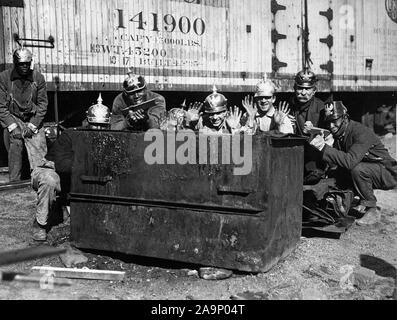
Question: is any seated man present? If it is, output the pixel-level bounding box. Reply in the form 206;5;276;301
310;101;397;226
31;95;111;241
110;71;166;131
240;78;294;134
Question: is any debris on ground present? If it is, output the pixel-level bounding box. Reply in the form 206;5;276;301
199;267;233;280
59;243;88;267
230;291;270;300
182;269;199;278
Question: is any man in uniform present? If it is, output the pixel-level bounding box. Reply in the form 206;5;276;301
310;101;397;226
241;78;294;134
31;95;111;241
110;72;166;131
284;69;328;184
0;47;48;181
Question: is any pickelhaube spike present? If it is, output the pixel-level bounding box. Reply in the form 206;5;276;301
97;93;103;105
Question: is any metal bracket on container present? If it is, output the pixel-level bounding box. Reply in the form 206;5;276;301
320;60;334;74
13;33;55;49
272;56;288;73
319;8;333;22
320;35;333;48
271;29;287;44
217;185;255;196
80;175;112;185
271;0;286;14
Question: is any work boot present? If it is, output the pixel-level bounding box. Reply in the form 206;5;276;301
32;220;47;241
355;207;381;226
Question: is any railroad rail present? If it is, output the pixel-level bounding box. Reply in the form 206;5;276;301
0;167;30;192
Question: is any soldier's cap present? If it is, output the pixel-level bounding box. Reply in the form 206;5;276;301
203;86;228;114
254;79;276;98
86;93;111;124
123;73;146;95
13;47;33;63
294;69;317;88
324;101;348;122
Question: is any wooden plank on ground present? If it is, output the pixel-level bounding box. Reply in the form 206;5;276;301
31;266;126;281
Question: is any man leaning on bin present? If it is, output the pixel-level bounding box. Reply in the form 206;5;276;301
110;71;166;131
0;47;48;182
310;101;397;226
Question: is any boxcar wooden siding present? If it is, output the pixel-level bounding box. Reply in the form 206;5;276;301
0;0;396;92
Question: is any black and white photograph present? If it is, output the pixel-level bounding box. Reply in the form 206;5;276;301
0;0;396;308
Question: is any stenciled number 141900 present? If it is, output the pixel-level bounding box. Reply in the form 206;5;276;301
116;10;206;36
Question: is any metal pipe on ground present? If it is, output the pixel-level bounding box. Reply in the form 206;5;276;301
0;180;31;192
0;246;66;266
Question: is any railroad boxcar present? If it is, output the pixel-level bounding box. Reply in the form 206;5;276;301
1;0;396;92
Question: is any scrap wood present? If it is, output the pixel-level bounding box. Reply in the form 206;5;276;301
31;266;125;281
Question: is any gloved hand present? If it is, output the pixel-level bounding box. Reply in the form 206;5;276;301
10;126;22;139
127;109;145;125
310;133;326;151
303;121;314;134
22;126;35;138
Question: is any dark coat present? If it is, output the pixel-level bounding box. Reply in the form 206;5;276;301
45;128;75;174
290;96;326;136
0;68;48;128
322;120;396;172
110;90;166;131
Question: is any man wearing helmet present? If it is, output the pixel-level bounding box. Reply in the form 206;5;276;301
0;47;48;181
310;101;397;226
241;78;294;134
281;69;328;184
184;86;242;134
30;95;111;241
110;72;166;131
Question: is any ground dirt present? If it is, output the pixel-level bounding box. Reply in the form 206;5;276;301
0;135;396;301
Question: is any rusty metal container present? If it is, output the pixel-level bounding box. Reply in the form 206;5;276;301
69;130;305;272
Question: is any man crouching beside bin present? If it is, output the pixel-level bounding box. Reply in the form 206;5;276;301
310;101;397;226
30;96;111;241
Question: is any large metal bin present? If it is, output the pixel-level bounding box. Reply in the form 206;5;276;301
69;130;305;272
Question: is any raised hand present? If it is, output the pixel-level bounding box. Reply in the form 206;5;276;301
274;101;290;125
241;95;257;119
185;102;203;123
226;106;243;130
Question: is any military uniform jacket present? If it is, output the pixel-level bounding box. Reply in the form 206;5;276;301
110;90;166;131
322;120;397;172
290;96;326;135
0;68;48;128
